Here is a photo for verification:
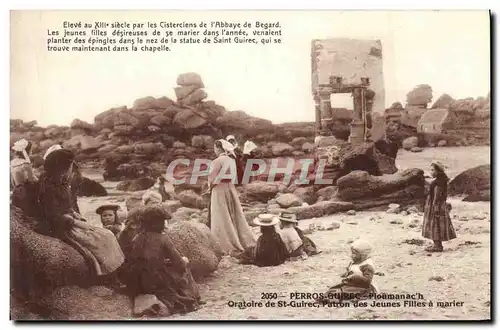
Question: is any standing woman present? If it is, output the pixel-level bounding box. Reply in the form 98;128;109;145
38;148;125;279
10;139;39;217
422;161;457;252
209;139;256;255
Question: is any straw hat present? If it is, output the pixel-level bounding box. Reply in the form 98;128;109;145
277;212;298;223
253;214;279;226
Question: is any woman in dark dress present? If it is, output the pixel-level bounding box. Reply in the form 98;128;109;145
238;214;288;267
422;161;457;252
226;135;245;185
123;207;202;316
38;149;124;278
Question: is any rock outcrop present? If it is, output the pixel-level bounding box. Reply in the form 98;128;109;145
10;207;89;298
336;168;425;210
449;165;490;202
166;221;222;279
314;139;398;184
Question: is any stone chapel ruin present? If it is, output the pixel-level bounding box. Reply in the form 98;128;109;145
311;38;386;143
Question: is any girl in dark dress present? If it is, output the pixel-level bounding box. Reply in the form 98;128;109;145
422;161;457;252
123;207;202;317
238;214;289;267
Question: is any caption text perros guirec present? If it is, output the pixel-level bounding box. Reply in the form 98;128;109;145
46;20;283;53
226;292;466;309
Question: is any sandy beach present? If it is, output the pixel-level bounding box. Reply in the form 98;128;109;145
72;146;490;320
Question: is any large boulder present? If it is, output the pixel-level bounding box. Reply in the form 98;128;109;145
170;207;201;223
29;286;132;320
337;168;425;210
244;181;281;202
173;109;208;129
116;177;155;192
71;175;107;197
176;72;205;88
63;135;101;152
94;106;125;129
293;186;316;205
272;143;294;156
449;165;490;201
215;110;274;134
166;221;222;278
133;142;165;155
177;190;207;209
70;119;95;132
402;136;419;150
11;207;89;298
150;115;171;127
276;193;303;208
178;89;208;106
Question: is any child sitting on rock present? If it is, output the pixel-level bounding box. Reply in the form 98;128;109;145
96;204;123;236
317;239;379;304
237;214;288;267
277;213;308;260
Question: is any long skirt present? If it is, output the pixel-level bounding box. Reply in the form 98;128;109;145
422;197;457;242
210;182;256;254
65;226;125;277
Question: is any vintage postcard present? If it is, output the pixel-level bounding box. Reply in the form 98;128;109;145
9;10;491;321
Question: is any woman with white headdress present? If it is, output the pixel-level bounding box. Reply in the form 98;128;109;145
10;139;39;217
208;139;256;255
242;140;259;184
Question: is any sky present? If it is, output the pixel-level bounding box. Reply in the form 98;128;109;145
10;10;490;126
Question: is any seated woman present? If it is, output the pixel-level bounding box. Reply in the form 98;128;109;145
38;148;125;280
123;207;202;317
278;212;320;256
10;139;39;217
238;214;288;267
96;204;123;236
277;213;308;259
317;239;379;304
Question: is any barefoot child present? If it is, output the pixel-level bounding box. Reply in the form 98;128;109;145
318;239;379;303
